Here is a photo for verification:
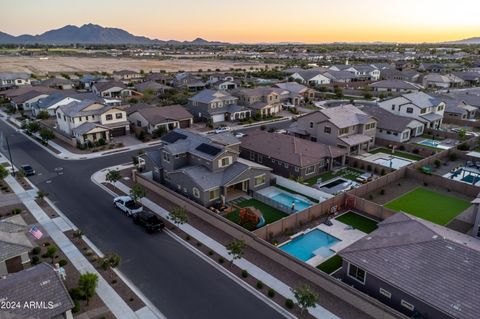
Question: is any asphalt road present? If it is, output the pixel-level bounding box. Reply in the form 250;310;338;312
0;119;284;319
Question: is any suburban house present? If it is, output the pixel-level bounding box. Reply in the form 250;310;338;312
289;104;377;154
380;69;420;82
92;81;133;99
289;70;331;86
34;92;117;117
150;129;272;206
322;70;358;83
0;263;75;319
239;131;346;180
452;71;480;86
40;77;74;90
187;89;251;123
113;69;143;83
422;73;464;89
274;82;316;106
233;87;283;117
329;64;380;81
145;72;171;85
368;80;423;93
377;92;445;129
11;90;50;111
419;63;445;73
0;72;31;89
435;94;477;120
207;75;239;90
172;73;206;92
394;60;416;71
128;104;193;134
79;74;104;90
135;81;172;96
0;215;34;276
56;100;129;145
359;105;425;142
337;212;480;319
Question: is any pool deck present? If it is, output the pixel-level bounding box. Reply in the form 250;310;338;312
355;152;415;169
442;166;480;186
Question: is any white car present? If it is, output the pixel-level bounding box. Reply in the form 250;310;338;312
113;196;143;216
215;126;231;134
234;132;246;138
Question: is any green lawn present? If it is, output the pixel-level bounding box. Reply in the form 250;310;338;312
225;199;288;230
335;211;378;233
384;188;471;225
369;147;423;161
317;255;343;274
305;168;364;186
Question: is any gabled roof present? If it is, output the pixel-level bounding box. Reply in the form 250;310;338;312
360;105;420;132
93;81;126;92
72;121;109;135
274;82;310;94
0;72;30;81
135;81;171;92
59;100;113;117
369;80;423;90
131;105;192;125
41;77;74;87
189;89;237;104
0;215;34;262
11;90;49;104
320;104;373;128
340;212;480;319
292;70;325;81
401;92;440;109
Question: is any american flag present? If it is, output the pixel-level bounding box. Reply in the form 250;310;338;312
29;225;43;239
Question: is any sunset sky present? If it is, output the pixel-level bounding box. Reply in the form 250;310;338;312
2;0;480;43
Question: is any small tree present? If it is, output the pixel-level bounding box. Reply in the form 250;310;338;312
78;273;98;306
226;239;245;267
105;169;121;185
39;128;54;145
26;121;40;133
36;190;48;199
36;110;50;120
0;165;9;180
292;284;319;316
152;126;167;138
45;245;58;264
100;253;121;270
169;207;188;225
129;184;146;204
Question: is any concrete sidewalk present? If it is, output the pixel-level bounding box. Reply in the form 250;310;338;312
93;168;339;319
3;170;163;319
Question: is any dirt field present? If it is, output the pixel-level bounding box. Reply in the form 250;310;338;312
0;56;278;74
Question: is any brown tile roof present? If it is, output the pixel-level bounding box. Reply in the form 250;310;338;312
131;105;193;125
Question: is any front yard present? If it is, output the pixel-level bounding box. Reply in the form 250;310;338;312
225;199;288;230
384;187;471;225
335;211;378;234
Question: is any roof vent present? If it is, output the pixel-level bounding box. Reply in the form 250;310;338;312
446;245;455;251
432;235;438;239
452;304;462;311
366;237;372;240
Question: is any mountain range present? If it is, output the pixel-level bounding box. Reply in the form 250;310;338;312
0;23;228;45
443;37;480;45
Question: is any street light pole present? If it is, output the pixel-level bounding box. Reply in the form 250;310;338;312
5;135;15;176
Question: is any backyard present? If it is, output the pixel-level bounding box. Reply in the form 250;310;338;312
317;255;343;274
305;168;364;186
384;187;471;225
368;147;423;161
335;211;378;234
224;198;288;230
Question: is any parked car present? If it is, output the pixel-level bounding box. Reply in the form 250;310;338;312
234;132;246;138
215;126;231;134
113;196;143;216
20;164;35;176
132;211;165;233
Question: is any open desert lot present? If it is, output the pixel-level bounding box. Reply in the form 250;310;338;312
0;56;277;74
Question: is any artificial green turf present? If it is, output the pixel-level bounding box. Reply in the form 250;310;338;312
335;211;378;233
316;255;343;274
225;199;288;230
384;187;471;225
369;147;423;161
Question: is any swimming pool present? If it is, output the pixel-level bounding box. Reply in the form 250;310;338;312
373;156;413;169
417;139;452;150
279;229;340;261
321;178;349;189
271;192;313;212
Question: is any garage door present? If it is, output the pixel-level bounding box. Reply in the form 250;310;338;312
110;126;126;137
179;119;191;128
211;114;225;123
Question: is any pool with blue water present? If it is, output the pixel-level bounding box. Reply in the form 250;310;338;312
279;229;340;261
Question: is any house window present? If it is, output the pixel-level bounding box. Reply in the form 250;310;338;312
193;187;200;198
391;104;395;110
163;151;170;162
305;166;315;175
209;188;220;201
57;113;61;119
379;288;391;299
348;263;366;284
136;120;142;127
401;300;414;311
106;114;113;121
219;157;231;167
406;107;413;114
257;155;263;163
324;126;331;134
116;113;123;119
254;174;266;187
250;152;255;160
294;166;299;172
272;159;276;164
339;127;349;135
309;122;313;128
420;108;426;114
438;105;444;111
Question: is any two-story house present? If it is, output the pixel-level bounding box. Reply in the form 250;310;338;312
127;104;193;134
187;89;251;123
91;81;133;99
56;100;129;145
0;72;31;89
377;92;445;129
274;82;316;106
232;87;283;118
113;70;144;83
289;69;331;86
150;129;272;206
207;75;239;90
172;73;206;92
289;104;377;154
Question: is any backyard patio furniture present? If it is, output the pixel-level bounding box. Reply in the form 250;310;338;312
421;166;432;175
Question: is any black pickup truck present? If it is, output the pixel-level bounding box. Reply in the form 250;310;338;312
132;211;165;233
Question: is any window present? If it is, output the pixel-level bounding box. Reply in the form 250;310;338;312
257;155;263;163
116;113;123;119
348;263;366;284
406;107;413;114
393;132;398;136
136;120;142;127
324;126;331;134
219;157;230;167
305;165;315;175
106;114;113;121
57;113;61;119
250;152;255;160
309;122;313;128
339;127;349;135
209;188;220;201
284;163;289;168
254;174;266;187
391;104;395;110
438;104;444;111
401;300;414;311
420;108;426;114
193;187;200;198
163;151;170;162
379;288;391;298
272;159;276;164
294;166;299;172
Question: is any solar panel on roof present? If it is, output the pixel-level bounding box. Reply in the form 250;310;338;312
161;131;187;144
195;143;222;156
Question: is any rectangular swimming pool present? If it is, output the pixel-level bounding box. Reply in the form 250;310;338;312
417;139;452;150
279;229;340;261
271;192;313;212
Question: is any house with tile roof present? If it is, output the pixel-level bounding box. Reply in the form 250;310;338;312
149;129;272;206
232;87;284;117
289;69;331;86
239;131;346;180
289;104;377;155
0;215;34;276
434;94;477;120
0;72;31;89
368;80;423;93
273;82;316;106
127;104;193;134
91;81;133;99
11;90;51;111
337;212;480;319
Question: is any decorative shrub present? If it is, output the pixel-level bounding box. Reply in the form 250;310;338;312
218;257;224;264
412;149;419;154
241;270;249;278
285;299;294;309
59;259;68;267
267;288;276;298
31;256;40;265
256;281;264;289
32;247;41;255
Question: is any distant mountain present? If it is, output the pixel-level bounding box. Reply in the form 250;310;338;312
443;37;480;45
0;23;229;45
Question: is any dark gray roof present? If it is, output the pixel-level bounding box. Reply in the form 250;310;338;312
41;78;73;87
0;263;74;318
59;100;113;117
72;122;108;135
130;105;192;125
340;212;480;319
320;104;373;127
11;90;48;104
189;89;237;104
274;82;310;94
93;81;126;92
360;105;419;132
402;92;439;109
369;80;422;90
135;81;171;92
0;72;30;81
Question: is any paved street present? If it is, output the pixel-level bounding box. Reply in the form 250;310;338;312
0;119;284;319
